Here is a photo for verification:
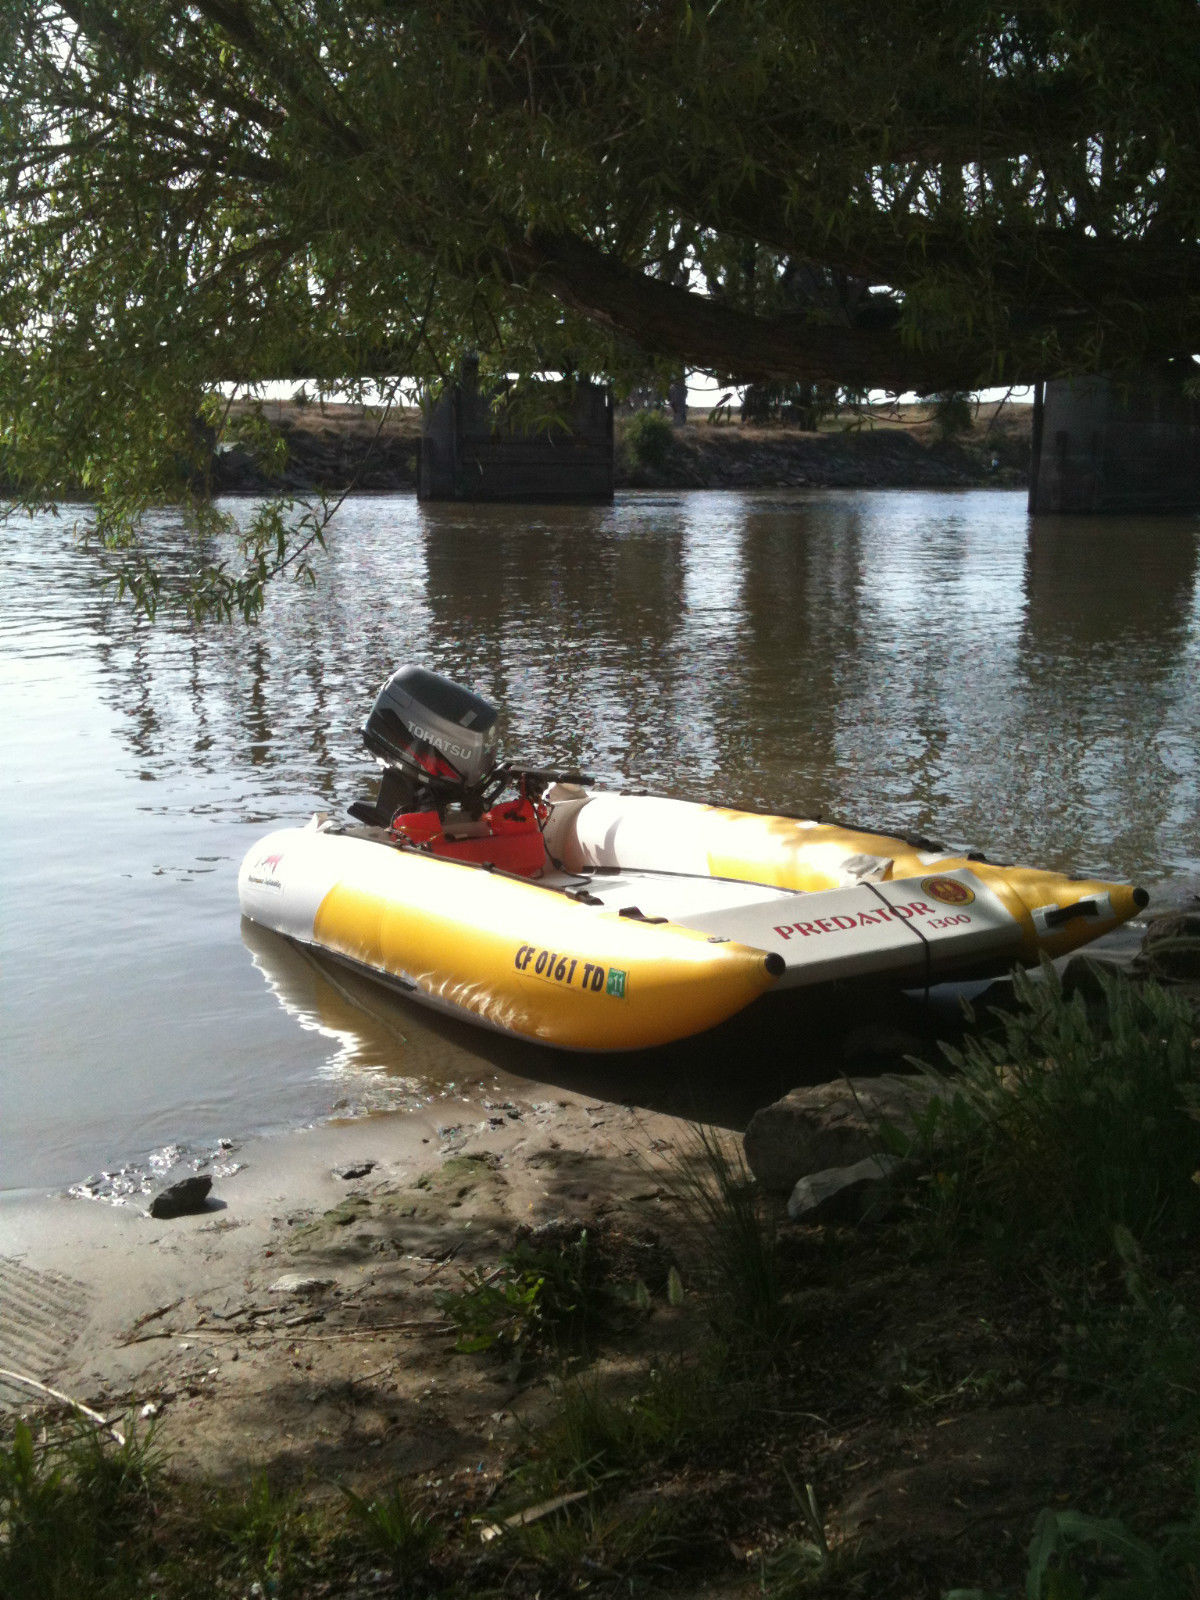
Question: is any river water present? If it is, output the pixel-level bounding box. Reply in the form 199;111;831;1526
3;489;1198;1194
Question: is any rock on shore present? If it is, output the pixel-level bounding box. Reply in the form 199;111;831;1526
743;1073;943;1195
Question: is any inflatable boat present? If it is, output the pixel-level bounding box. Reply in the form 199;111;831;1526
239;667;1148;1052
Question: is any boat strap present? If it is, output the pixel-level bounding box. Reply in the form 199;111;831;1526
861;877;934;999
670;869;1022;990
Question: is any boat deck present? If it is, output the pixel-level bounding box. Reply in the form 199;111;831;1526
540;864;1022;989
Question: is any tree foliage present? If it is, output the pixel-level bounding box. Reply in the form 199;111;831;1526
3;1;1199;611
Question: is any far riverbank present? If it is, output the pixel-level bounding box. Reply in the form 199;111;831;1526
209;398;1031;495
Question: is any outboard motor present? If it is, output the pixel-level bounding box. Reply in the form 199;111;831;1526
350;666;502;827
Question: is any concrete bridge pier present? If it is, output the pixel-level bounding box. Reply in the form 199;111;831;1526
1028;369;1200;514
419;360;613;503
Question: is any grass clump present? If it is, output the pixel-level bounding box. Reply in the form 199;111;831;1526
763;1472;842;1597
894;962;1200;1262
889;963;1200;1450
0;1417;158;1599
493;1371;729;1593
477;1132;788;1587
204;1471;308;1597
0;1416;392;1600
507;1494;685;1589
1045;1226;1200;1425
515;1361;729;1502
661;1122;791;1362
435;1221;601;1360
340;1480;443;1590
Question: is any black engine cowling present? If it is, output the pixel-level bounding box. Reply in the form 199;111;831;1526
351;666;501;825
363;665;500;788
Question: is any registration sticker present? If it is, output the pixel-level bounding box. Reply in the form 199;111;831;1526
606;968;627;999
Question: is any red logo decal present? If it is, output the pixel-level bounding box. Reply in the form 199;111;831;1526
921;876;975;906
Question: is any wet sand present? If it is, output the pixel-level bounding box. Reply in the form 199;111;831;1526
0;1078;708;1482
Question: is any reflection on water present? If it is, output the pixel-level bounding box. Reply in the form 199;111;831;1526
240;918;425;1097
2;489;1198;1190
241;913;951;1134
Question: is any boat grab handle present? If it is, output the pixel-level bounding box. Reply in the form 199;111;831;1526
618;906;669;924
1031;894;1109;934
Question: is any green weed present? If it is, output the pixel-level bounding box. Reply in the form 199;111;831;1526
508;1493;684;1587
0;1414;432;1600
205;1472;305;1596
435;1219;661;1363
514;1363;725;1501
488;1364;739;1592
435;1222;633;1361
764;1472;842;1596
436;1257;548;1355
881;1342;1013;1411
1045;1228;1200;1422
947;1469;1200;1597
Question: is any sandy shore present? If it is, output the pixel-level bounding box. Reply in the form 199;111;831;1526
0;1080;701;1484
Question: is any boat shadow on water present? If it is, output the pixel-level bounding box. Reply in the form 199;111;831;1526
242;917;970;1134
